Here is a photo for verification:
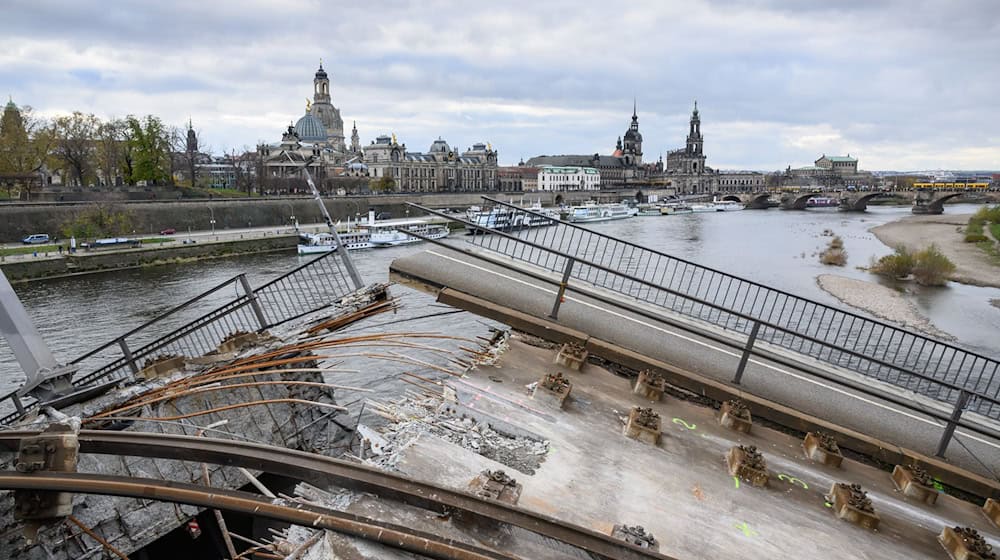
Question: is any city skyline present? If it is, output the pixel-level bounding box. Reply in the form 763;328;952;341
2;0;998;171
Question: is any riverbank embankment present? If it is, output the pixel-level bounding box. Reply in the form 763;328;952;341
0;234;297;282
870;213;1000;289
815;274;953;339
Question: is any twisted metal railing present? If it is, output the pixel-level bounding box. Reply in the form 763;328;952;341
408;198;1000;457
2;249;358;425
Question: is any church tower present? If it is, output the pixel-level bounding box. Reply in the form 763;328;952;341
686;101;703;155
350;121;361;154
313;63;330;104
307;62;345;151
186;119;198;153
622;100;643;164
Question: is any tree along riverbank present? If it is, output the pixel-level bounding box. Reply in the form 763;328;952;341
870;213;1000;289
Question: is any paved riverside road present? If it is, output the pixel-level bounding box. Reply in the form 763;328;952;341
390;243;1000;481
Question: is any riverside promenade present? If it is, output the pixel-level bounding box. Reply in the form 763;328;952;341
390;239;1000;493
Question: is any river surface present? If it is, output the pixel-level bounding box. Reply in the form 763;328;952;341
2;203;998;395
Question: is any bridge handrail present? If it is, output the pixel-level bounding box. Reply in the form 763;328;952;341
398;226;1000;450
480;196;1000;401
409;200;1000;430
410;202;998;405
69;275;246;366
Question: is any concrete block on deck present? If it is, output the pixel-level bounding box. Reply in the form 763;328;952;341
531;372;571;410
623;407;661;445
555;342;588;371
891;465;939;506
829;483;879;530
470;470;522;506
803;432;844;468
727;445;769;488
633;369;666;402
939;526;995;560
719;399;752;434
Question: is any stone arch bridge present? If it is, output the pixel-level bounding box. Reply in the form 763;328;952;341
721;190;995;213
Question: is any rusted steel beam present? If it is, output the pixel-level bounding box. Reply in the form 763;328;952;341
0;430;673;560
0;472;515;560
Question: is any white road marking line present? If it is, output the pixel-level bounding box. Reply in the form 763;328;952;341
425;250;1000;451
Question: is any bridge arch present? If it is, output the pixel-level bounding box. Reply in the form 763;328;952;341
840;192;884;212
917;192;966;214
720;195;742;202
780;193;818;210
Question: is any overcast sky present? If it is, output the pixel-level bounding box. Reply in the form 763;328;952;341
2;0;998;170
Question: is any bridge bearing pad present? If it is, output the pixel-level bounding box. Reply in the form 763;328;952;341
719;400;752;433
555;342;588;371
891;465;939;506
610;524;659;551
13;422;80;542
623;407;661;445
470;469;522;506
633;369;666;402
140;355;186;380
532;372;571;409
803;432;844;468
828;483;879;530
982;498;1000;529
939;526;995;560
727;445;769;488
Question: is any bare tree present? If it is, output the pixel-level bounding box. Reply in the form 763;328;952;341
52;112;100;186
96;118;126;187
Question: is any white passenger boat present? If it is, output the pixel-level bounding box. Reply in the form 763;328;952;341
712;199;744;212
690;203;717;213
465;201;560;234
566;202;638;223
369;219;450;247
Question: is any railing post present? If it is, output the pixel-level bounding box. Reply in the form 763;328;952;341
118;337;139;375
10;394;25;416
238;274;269;330
732;321;761;385
548;258;575;320
935;390;970;458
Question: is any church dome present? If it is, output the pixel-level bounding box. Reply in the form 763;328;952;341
295;113;326;142
429;138;450;153
315;64;328;79
624;128;642;141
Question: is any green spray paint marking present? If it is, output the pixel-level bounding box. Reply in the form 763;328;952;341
733;476;740;489
672;418;696;430
734;522;757;537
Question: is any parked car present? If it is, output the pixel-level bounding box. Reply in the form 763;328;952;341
21;234;50;244
159;228;177;235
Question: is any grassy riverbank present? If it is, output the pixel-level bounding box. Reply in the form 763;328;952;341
870;213;1000;288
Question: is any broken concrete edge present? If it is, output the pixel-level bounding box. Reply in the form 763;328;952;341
429;285;1000;503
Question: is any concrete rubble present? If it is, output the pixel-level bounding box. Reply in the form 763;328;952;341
364;395;550;475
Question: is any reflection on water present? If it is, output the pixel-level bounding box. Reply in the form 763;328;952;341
1;203;998;396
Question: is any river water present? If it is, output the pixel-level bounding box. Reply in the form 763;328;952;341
2;203;998;395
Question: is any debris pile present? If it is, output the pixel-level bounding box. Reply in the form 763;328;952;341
141;354;181;370
367;396;549;474
738;445;765;471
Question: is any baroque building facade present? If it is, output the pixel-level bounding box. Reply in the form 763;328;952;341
257;64;362;186
527;104;646;188
665;102;713;194
363;135;499;192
